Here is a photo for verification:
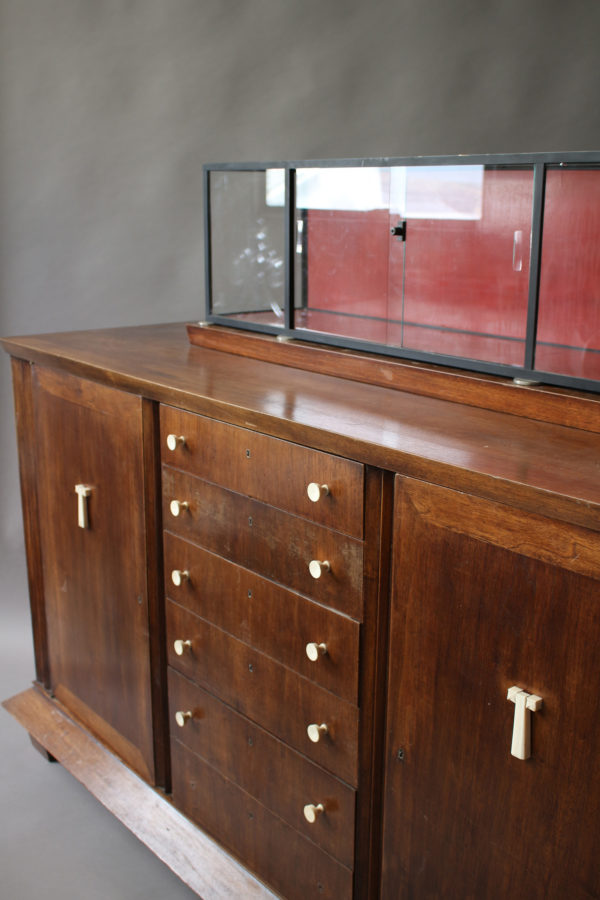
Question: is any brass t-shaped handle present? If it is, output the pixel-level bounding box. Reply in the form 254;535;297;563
74;484;93;529
507;686;542;760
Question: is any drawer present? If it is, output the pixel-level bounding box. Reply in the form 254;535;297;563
160;404;364;538
167;600;359;786
168;669;355;867
171;739;353;900
162;467;364;620
164;533;360;702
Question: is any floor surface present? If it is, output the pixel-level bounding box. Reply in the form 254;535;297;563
0;543;198;900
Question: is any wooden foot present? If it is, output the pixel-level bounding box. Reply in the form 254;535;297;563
29;734;58;762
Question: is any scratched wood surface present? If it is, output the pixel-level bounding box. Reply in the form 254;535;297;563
3;688;278;900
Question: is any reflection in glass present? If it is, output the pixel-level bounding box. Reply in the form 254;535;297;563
390;166;484;220
295;166;533;366
397;166;533;365
209;170;285;326
294;168;391;337
205;158;600;390
536;168;600;380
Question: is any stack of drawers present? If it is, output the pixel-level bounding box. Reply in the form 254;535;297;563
160;404;366;900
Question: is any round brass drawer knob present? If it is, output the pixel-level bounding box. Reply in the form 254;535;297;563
306;642;328;662
171;569;190;587
173;639;192;656
170;499;189;517
307;482;330;503
309;559;330;579
303;803;325;824
166;433;186;451
307;722;328;743
175;710;192;727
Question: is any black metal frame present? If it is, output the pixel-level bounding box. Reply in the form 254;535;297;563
203;152;600;393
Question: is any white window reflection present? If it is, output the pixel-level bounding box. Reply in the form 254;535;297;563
392;166;483;220
267;165;483;220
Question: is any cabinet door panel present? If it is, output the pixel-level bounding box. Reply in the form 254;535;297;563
33;367;154;781
382;476;600;899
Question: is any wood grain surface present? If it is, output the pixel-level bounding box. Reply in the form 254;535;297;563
3;323;599;531
162;467;364;619
32;366;155;781
164;532;360;701
382;477;600;899
3;688;278;900
171;738;353;900
4;323;600;900
10;358;50;687
187;323;600;432
168;669;356;867
167;599;359;786
160;402;365;538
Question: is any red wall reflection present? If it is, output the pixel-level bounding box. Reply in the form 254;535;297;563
303;168;600;378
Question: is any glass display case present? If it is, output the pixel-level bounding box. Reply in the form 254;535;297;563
202;153;600;392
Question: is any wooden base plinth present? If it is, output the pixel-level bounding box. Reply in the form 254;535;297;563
3;687;277;900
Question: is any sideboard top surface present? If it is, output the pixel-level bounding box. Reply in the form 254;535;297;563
2;322;600;529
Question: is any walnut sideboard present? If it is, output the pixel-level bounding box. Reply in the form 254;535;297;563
3;322;600;899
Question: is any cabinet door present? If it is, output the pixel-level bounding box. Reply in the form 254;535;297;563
33;367;155;782
382;476;600;899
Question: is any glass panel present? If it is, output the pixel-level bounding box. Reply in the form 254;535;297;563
209;170;286;326
295;165;534;365
395;166;534;365
536;168;600;381
294;167;392;341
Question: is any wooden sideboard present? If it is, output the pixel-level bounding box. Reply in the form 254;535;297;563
3;322;600;899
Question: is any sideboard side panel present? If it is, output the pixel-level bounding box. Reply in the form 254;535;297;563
10;357;50;687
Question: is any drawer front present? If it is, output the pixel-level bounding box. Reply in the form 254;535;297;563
167;600;359;786
160;404;364;538
168;669;355;867
164;533;360;702
163;466;364;619
171;739;353;900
